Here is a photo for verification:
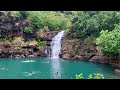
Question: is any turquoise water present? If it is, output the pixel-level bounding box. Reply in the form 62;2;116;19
0;58;119;79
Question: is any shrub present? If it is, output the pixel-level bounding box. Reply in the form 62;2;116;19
23;11;71;31
35;39;45;48
23;26;33;34
72;11;118;38
75;73;104;79
96;25;120;55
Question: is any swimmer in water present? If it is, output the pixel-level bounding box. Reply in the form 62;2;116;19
0;67;8;71
56;72;58;75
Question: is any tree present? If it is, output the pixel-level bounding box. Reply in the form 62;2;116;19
96;25;120;57
18;11;72;36
71;11;118;38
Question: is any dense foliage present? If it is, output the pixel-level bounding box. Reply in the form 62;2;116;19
35;39;45;48
20;11;71;33
96;25;120;56
96;12;120;57
72;11;118;38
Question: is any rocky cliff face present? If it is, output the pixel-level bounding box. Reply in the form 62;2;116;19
0;42;46;58
60;36;120;72
0;30;58;58
60;37;119;66
0;12;59;58
0;12;26;38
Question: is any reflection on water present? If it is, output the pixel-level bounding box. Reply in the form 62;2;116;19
50;59;62;79
41;61;50;64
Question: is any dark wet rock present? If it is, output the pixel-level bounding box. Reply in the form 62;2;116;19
0;50;2;54
4;44;11;48
90;56;111;64
0;12;25;38
1;53;6;58
47;38;52;41
33;47;39;52
46;41;51;46
0;45;46;58
82;53;96;60
38;30;58;42
74;55;84;60
15;55;21;58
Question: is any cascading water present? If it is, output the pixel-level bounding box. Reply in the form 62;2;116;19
45;48;50;57
51;31;64;59
50;31;64;79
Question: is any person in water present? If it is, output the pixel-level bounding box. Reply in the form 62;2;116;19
56;72;58;75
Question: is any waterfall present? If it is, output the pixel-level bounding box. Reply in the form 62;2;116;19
50;31;64;79
45;49;48;57
50;31;64;59
45;48;50;57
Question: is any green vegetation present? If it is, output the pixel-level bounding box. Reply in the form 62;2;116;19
12;37;24;45
72;11;118;38
0;38;7;42
97;29;120;54
84;37;96;46
75;73;104;79
23;26;33;34
35;39;45;48
96;25;120;57
75;73;83;79
20;11;71;34
0;11;20;18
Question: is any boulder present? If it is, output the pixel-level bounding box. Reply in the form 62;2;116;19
1;53;5;58
74;55;84;60
15;55;21;58
4;44;11;48
114;69;120;75
62;54;70;60
84;53;95;60
0;50;2;54
28;55;35;58
46;41;51;46
90;56;111;64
